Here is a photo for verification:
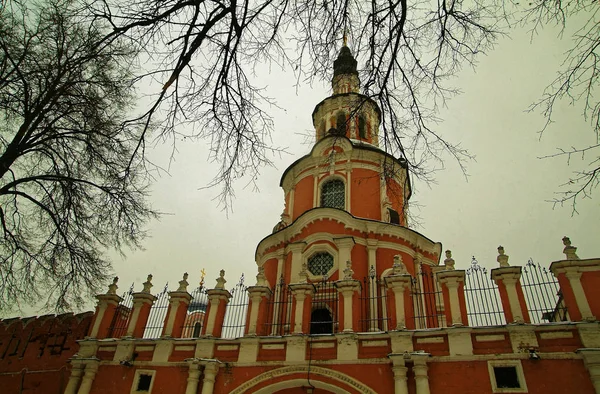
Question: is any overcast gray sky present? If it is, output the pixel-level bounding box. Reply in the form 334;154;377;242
16;17;595;314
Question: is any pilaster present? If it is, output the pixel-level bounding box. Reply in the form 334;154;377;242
334;237;355;275
88;278;122;339
388;353;409;394
289;282;315;334
336;332;358;360
412;353;431;394
437;270;467;326
64;361;84;394
385;274;413;330
491;266;530;324
366;239;379;330
203;289;232;337
185;359;202;394
126;292;157;337
447;327;473;356
162;291;192;338
246;286;272;336
579;349;600;394
286;242;306;283
335;279;361;332
551;259;600;322
200;360;221;394
76;359;99;394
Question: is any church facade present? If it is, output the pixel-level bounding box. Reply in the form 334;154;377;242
2;46;600;394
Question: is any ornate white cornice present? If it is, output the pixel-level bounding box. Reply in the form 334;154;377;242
255;208;441;265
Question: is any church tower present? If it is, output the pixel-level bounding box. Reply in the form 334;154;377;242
255;44;443;334
32;42;600;394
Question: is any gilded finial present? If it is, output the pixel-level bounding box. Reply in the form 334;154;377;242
200;268;206;287
343;29;348;47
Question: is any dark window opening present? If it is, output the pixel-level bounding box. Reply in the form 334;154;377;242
310;308;333;334
494;366;520;389
388;208;400;224
358;116;366;138
336;112;346;135
192;322;202;338
321;179;345;210
137;374;153;391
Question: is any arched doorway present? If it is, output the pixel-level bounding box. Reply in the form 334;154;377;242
256;379;349;394
229;366;377;394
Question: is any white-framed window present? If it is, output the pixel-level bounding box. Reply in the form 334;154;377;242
487;360;528;393
131;369;156;394
320;178;345;210
302;243;338;280
308;252;334;276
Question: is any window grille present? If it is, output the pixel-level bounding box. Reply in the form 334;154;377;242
308;252;334;276
321;179;345;210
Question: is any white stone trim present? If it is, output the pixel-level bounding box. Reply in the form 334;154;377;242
311;342;335;349
416;336;444;344
487;360;528;393
362;340;388;347
130;369;156;394
261;343;285;350
255;208;442;265
286;242;306;283
280;137;407;193
565;269;596;321
228;365;377;394
255;379;351;394
317;174;348;211
304;242;339;280
476;334;506;342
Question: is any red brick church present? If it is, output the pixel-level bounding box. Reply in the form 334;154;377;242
2;45;600;394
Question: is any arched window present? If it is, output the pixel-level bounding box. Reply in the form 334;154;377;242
192;322;202;338
336;111;346;135
310;308;333;334
358;116;366;139
320;179;345;210
308;252;334;276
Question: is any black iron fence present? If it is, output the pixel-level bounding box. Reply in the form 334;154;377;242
181;285;209;338
521;258;568;323
411;269;446;329
143;283;170;338
310;277;339;335
104;258;572;340
464;257;506;326
221;274;249;339
107;283;134;338
264;277;293;336
360;267;388;332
